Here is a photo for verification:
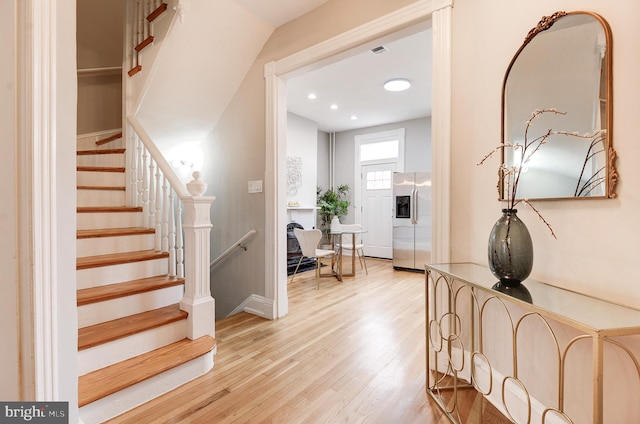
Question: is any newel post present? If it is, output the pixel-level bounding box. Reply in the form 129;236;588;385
180;172;216;339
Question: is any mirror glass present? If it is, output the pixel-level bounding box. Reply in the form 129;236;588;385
502;11;617;200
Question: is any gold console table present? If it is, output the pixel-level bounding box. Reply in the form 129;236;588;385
425;263;640;424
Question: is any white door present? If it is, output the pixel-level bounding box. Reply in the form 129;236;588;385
361;163;396;258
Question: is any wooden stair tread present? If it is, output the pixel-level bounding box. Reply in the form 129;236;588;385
135;35;154;52
95;132;122;146
77;148;125;155
128;65;142;77
77;275;184;306
77;227;155;239
77;249;169;270
77;185;125;191
78;335;215;406
77;166;125;173
146;3;168;22
78;304;187;351
77;206;142;213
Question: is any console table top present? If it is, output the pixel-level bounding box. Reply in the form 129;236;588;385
426;262;640;335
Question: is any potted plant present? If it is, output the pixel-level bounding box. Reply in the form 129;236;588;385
316;184;351;242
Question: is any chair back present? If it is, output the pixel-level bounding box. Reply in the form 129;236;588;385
294;228;322;257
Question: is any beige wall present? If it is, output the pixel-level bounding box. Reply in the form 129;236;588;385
451;0;640;421
77;0;125;134
451;0;640;314
0;0;20;401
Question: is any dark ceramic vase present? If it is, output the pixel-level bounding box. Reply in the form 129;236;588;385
488;209;533;286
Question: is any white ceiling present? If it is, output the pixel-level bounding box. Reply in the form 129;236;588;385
287;26;432;133
233;0;433;133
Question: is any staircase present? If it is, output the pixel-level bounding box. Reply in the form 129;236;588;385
76;131;216;424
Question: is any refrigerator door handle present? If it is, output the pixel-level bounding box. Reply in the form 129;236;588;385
411;188;417;225
414;188;418;225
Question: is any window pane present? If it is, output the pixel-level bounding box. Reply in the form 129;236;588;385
360;140;399;161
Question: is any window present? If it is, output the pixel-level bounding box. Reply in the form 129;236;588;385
360;140;399;162
366;170;392;190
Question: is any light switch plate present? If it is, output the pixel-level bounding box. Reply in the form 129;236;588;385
248;180;263;193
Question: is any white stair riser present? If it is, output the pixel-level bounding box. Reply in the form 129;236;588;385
77;211;143;230
77;233;155;256
77;171;125;187
77;320;187;375
78;285;184;328
77;258;169;289
77;189;126;207
77;153;125;168
79;351;214;424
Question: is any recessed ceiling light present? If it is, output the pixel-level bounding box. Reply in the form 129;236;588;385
330;104;338;110
307;93;317;100
384;78;411;92
350;115;358;120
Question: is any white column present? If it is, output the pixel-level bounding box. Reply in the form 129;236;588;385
179;173;215;339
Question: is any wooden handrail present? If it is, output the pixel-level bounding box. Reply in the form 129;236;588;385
210;230;257;269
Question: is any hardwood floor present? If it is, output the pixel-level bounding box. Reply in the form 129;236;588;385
107;258;505;423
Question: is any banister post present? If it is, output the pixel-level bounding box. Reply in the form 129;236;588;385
180;172;216;339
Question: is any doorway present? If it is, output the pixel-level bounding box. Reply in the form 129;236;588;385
264;2;452;319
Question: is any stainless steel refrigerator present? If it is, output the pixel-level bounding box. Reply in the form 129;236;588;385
392;172;431;271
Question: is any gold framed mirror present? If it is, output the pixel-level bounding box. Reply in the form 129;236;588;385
501;11;617;200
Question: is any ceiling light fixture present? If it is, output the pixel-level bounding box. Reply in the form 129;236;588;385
384;78;411;92
307;93;317;100
330;104;338;110
350;115;358;120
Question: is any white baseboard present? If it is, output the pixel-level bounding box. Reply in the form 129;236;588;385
228;294;275;319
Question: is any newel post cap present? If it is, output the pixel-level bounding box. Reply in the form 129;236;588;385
186;171;207;196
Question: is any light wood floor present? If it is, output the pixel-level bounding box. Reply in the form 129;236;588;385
107;258;507;423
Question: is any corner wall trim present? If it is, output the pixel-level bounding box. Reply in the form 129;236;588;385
228;295;275;320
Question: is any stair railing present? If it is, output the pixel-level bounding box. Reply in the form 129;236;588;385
127;114;216;339
210;230;257;269
129;0;166;74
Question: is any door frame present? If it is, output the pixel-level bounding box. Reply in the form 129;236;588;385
264;0;453;319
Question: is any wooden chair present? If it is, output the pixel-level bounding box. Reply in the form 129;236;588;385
336;224;368;275
290;228;336;289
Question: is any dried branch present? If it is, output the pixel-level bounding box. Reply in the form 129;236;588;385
521;199;557;240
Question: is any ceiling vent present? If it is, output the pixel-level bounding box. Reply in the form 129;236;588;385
371;45;388;55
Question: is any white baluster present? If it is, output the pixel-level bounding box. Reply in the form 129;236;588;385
161;176;169;253
136;135;144;208
143;0;149;40
148;158;156;230
176;199;184;278
154;165;162;251
129;134;139;206
141;147;149;227
168;188;176;277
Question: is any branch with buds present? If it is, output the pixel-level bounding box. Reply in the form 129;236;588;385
478;108;605;239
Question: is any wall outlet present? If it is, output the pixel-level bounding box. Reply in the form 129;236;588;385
248;180;263;193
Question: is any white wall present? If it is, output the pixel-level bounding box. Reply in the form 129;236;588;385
451;0;640;421
286;113;318;230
